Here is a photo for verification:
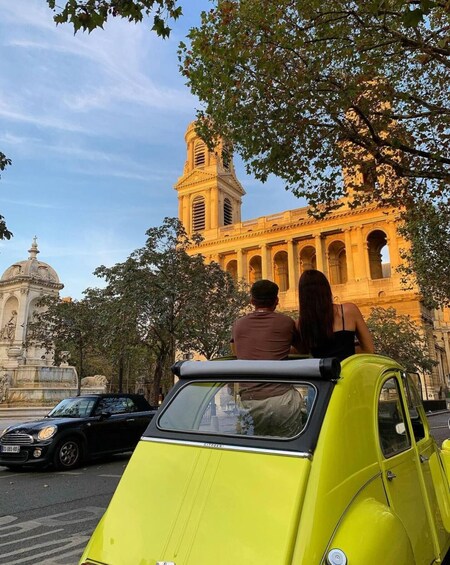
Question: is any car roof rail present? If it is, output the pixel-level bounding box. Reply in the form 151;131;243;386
171;358;341;381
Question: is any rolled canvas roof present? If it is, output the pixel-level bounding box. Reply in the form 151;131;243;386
172;358;341;380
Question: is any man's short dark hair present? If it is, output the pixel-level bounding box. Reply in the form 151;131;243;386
251;279;279;307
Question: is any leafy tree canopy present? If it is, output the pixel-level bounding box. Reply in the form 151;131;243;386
46;0;182;36
398;201;450;308
0;152;12;241
27;295;98;394
366;306;436;374
181;0;449;215
93;217;248;401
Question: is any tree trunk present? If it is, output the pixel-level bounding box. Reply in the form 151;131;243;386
77;341;83;396
118;353;124;393
151;353;166;406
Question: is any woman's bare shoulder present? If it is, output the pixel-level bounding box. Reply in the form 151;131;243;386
342;303;363;317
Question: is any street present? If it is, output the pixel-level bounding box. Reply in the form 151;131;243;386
0;411;448;565
0;454;129;565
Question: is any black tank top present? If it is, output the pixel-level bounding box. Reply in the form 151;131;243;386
310;304;356;361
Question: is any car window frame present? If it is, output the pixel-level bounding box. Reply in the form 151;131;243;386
377;373;412;459
144;376;335;456
402;372;427;444
156;379;316;441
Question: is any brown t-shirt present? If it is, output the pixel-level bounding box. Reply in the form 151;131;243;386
231;311;300;399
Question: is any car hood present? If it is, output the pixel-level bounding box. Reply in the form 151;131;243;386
3;417;86;433
81;438;311;565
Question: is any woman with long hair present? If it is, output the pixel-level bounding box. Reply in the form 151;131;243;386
297;269;374;360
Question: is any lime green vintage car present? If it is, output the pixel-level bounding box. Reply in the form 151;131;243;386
80;355;450;565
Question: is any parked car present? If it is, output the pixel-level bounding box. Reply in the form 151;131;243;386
79;355;450;565
0;394;157;470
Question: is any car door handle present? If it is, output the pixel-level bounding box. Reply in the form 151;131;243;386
420;454;429;463
386;470;396;481
126;418;135;422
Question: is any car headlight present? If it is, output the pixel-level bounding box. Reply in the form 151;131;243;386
37;426;58;441
0;426;11;439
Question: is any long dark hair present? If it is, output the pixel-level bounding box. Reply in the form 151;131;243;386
298;269;334;349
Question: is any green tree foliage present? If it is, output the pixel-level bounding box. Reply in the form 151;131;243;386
46;0;182;36
84;278;145;393
93;217;248;402
26;296;98;395
182;261;249;359
398;201;450;308
0;152;12;241
24;218;248;403
366;306;436;374
180;0;449;214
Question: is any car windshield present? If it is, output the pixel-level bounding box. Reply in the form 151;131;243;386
47;397;96;418
158;380;316;440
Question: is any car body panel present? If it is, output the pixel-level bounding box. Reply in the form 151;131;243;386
0;394;156;469
82;440;311;565
80;355;450;565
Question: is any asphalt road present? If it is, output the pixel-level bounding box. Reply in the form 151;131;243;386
426;410;450;444
0;454;129;565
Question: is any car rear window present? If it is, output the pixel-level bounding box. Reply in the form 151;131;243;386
157;380;316;440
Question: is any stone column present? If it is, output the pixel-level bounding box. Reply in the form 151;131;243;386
355;227;369;279
261;244;272;280
206;189;214;230
287;239;297;292
15;291;27;344
386;221;399;271
237;249;244;282
344;229;355;281
315;234;324;273
183;196;190;234
443;331;450;380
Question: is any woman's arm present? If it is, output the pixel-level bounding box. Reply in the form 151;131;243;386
350;304;375;354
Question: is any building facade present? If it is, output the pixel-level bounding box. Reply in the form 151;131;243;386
0;239;78;405
175;123;450;398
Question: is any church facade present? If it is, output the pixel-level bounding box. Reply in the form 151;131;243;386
175;123;450;399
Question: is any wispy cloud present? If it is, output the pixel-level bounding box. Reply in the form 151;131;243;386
0;95;89;133
0;198;64;210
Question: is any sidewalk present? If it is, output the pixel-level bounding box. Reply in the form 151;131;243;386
0;407;50;419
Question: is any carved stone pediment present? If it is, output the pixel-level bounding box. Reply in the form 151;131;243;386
174;169;217;190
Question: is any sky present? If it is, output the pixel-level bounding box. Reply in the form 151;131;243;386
0;0;306;299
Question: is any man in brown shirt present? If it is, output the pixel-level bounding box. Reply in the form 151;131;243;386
231;279;299;360
231;280;304;437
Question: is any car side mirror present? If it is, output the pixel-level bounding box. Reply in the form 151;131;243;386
100;411;112;419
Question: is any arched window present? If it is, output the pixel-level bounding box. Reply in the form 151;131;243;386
194;141;206;167
249;256;262;284
368;230;390;279
192;196;206;232
274;251;289;292
224;198;233;225
299;245;317;274
226;260;238;282
328;241;348;284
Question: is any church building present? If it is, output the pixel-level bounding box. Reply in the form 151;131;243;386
174;123;450;399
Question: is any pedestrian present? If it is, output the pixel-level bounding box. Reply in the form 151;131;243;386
231;279;300;360
297;269;374;361
231;279;304;437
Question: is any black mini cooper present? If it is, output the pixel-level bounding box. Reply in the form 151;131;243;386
0;394;157;470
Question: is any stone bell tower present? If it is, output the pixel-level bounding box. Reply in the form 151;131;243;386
174;122;245;236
